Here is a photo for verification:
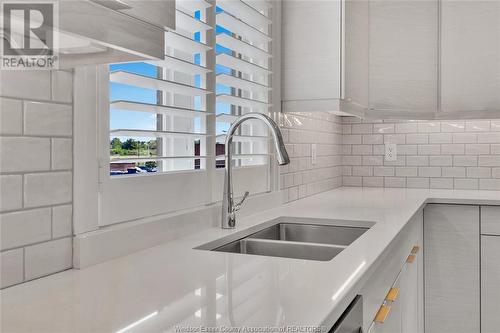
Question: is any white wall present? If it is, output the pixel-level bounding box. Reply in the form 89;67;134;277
0;70;74;289
342;117;500;190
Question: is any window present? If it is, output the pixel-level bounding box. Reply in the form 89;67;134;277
100;0;276;225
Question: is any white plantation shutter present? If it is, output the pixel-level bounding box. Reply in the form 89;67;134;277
102;0;275;225
215;0;273;167
109;0;213;174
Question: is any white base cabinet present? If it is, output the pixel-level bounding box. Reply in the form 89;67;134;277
481;235;500;333
364;211;423;333
424;204;480;333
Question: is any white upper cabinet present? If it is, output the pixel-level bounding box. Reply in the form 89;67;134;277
440;0;500;115
34;0;176;67
282;0;500;119
282;0;343;113
369;0;438;115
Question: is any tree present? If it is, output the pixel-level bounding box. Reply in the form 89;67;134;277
110;137;122;150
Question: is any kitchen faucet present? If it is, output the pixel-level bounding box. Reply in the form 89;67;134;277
221;113;290;229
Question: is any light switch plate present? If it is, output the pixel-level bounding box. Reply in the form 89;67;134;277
311;144;317;165
385;143;397;161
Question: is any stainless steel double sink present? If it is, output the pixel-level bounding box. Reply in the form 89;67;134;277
197;217;373;261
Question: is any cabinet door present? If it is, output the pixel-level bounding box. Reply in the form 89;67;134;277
441;1;500;113
369;0;438;112
481;235;500;333
424;204;480;333
282;0;341;102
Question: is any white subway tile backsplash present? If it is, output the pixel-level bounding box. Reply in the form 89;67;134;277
491;121;500;132
407;177;429;188
454;178;479;190
24;101;72;136
396;167;418;177
479;156;500;167
52;205;72;238
352;145;372;155
363;134;383;144
0;98;22;135
385;177;406;188
441;121;465;132
396;122;418;133
51;71;73;103
352;123;372;134
342;117;500;190
353;166;372;176
384;134;406;144
441;144;465;155
0;70;51;100
466;121;490;132
0;208;51;250
343;135;362;145
406;134;428;144
453;133;477;144
442;167;466;178
480;179;500;190
363;177;383;187
418;167;441;178
467;167;491;178
407;156;429;166
374;123;394;133
454;155;478;167
282;113;343;202
0;175;22;212
478;133;500;144
429;133;452;144
343;176;362;186
0;249;23;288
363;156;384;166
429;156;452;166
418;145;441;155
24;172;72;207
465;144;490;155
0;137;51;173
374;166;394;177
418;122;440;133
430;178;453;189
1;69;74;289
24;237;72;280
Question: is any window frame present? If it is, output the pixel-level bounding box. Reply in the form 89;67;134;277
73;0;282;230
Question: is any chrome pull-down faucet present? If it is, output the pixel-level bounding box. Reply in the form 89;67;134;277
221;113;290;229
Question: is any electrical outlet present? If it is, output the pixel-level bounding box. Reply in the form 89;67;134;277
385;143;397;162
311;144;317;165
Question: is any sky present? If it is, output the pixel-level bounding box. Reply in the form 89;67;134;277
109;7;234;142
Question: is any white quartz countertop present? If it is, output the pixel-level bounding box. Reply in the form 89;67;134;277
2;187;500;333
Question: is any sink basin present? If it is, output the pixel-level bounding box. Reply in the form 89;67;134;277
214;238;346;261
197;217;373;262
247;223;367;246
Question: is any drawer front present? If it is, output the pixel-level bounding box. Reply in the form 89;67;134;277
481;206;500;235
361;211;422;332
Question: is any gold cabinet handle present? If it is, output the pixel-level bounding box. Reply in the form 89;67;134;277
375;304;391;323
385;287;400;302
406;254;416;263
411;246;420;254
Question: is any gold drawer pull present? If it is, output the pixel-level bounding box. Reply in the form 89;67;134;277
375;304;391;323
411;246;420;254
406;254;416;263
386;287;400;302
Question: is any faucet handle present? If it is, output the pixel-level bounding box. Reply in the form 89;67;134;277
234;191;250;212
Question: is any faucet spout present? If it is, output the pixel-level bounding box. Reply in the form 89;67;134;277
222;113;290;229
